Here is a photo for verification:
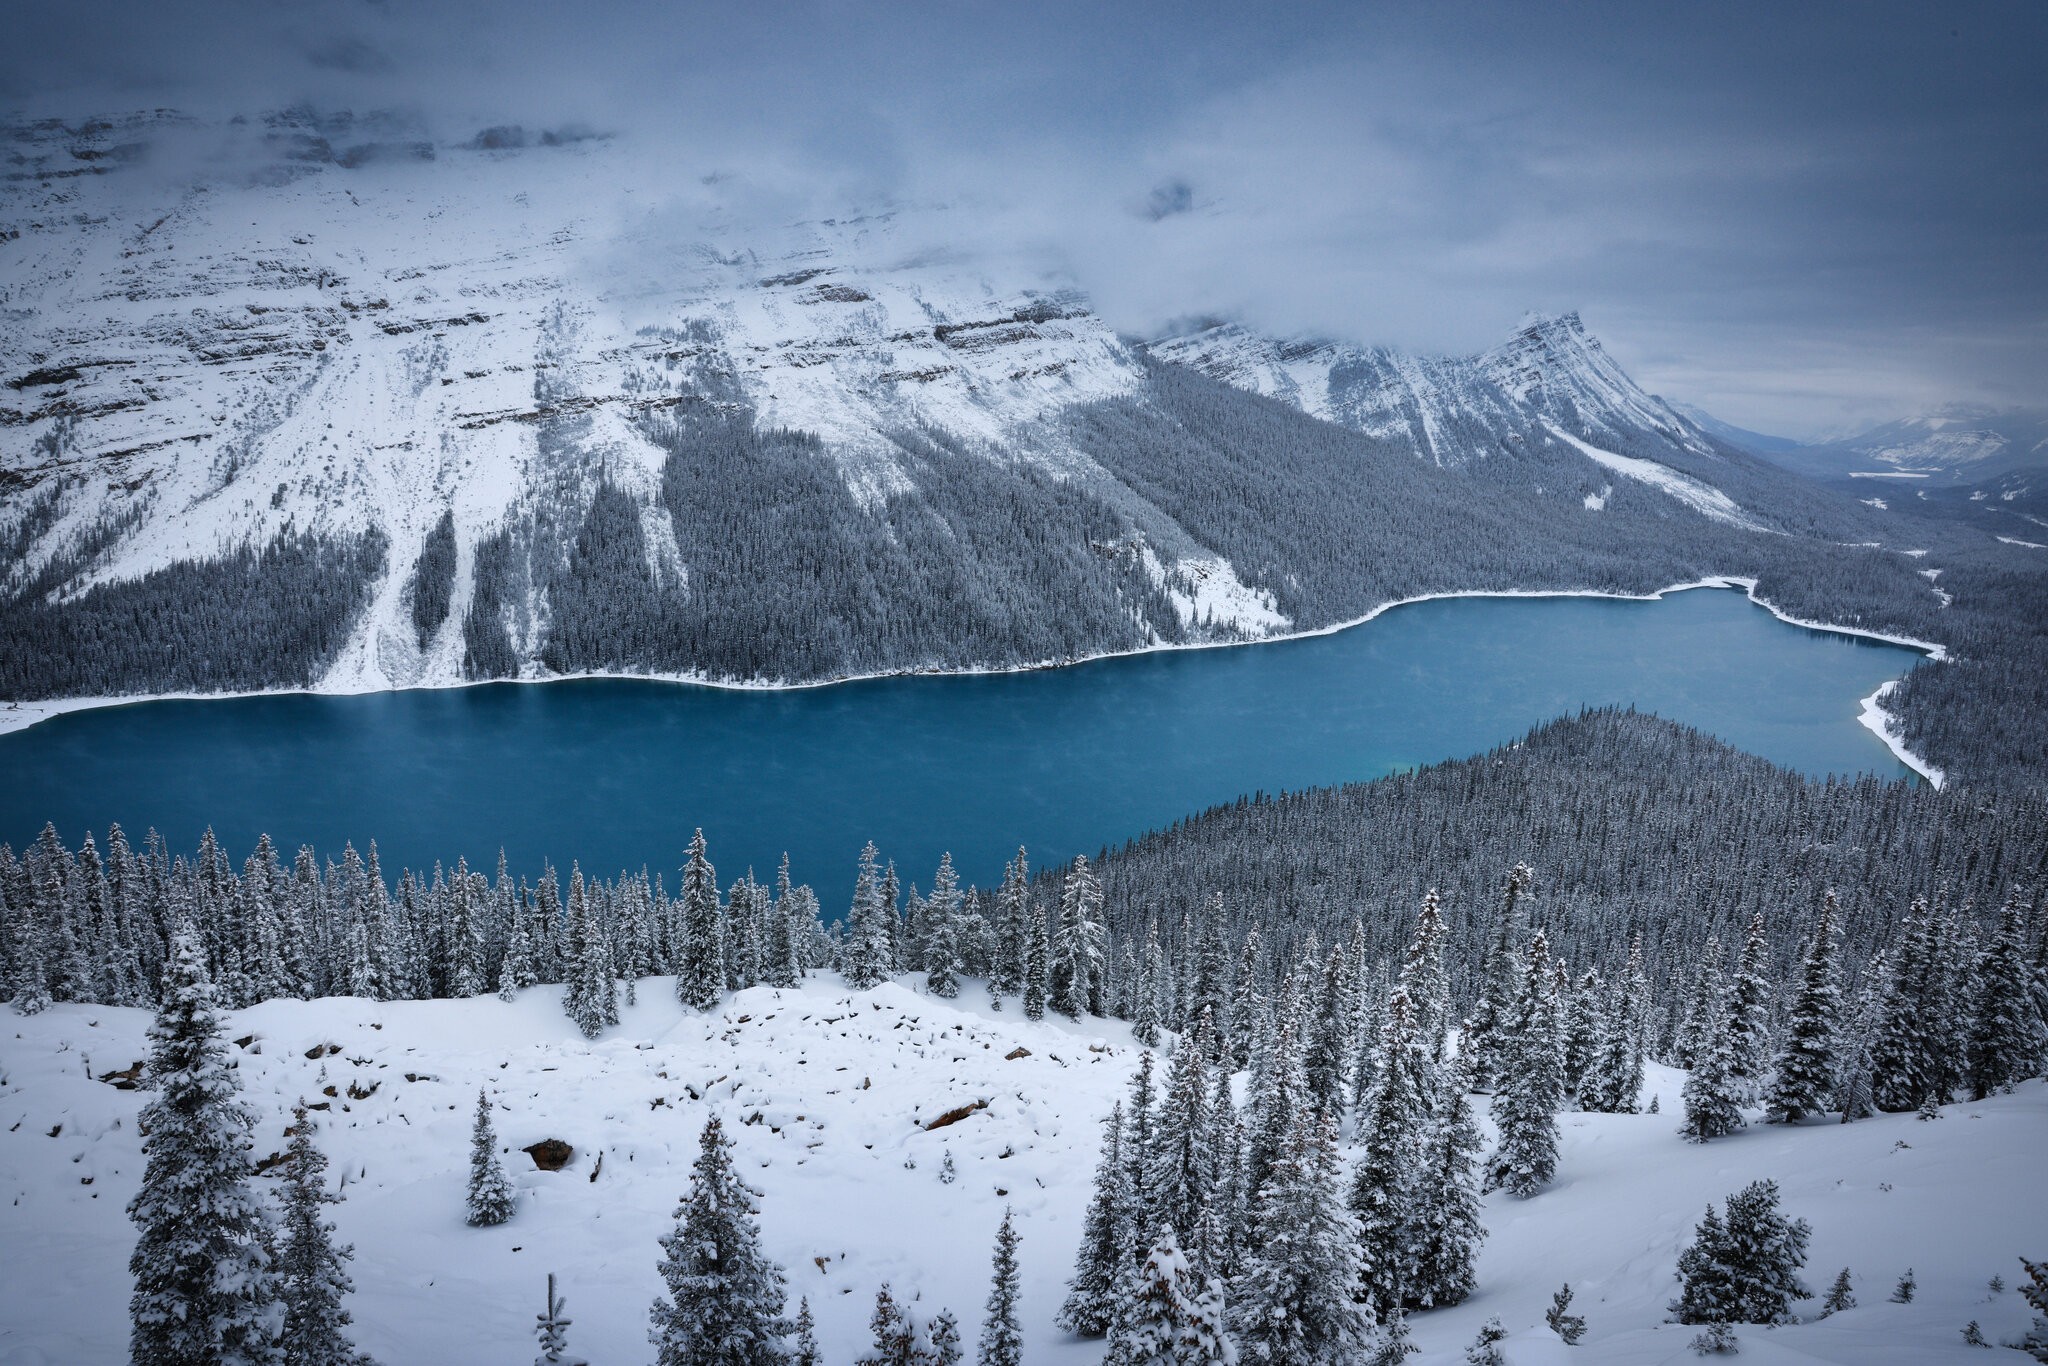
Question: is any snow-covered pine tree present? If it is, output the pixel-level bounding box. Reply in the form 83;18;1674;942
1226;927;1263;1072
1151;1011;1216;1253
1105;1224;1236;1366
1351;988;1425;1316
1408;1057;1485;1310
1024;902;1051;1021
1228;1111;1368;1366
791;1297;820;1366
1584;975;1642;1113
1051;855;1106;1019
1818;1267;1855;1316
841;842;894;991
928;1308;964;1366
1835;947;1888;1123
467;1088;518;1226
650;1115;791;1366
535;1273;588;1366
1680;995;1747;1143
1464;1317;1508;1365
1186;894;1233;1061
1726;911;1774;1106
1364;1307;1417;1366
1133;921;1166;1047
1303;947;1351;1117
562;865;615;1038
2017;1257;2048;1363
1396;892;1450;1061
987;849;1029;1008
1968;892;2043;1098
1766;894;1841;1124
1485;930;1563;1197
1672;1180;1810;1325
1560;967;1605;1108
978;1208;1024;1366
1060;1104;1130;1338
859;1284;926;1366
924;853;963;1000
127;927;283;1366
1673;933;1725;1069
1461;865;1530;1091
277;1105;376;1366
1545;1283;1586;1344
676;831;726;1010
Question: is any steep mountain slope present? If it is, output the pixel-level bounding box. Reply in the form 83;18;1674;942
8;108;2039;787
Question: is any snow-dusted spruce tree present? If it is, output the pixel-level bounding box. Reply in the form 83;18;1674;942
467;1088;518;1226
1051;855;1106;1019
128;927;283;1366
928;1309;964;1366
1464;1317;1508;1365
1400;890;1452;1062
1302;948;1352;1116
1545;1283;1586;1344
1969;893;2044;1098
842;842;895;991
1060;1106;1130;1337
1673;933;1725;1069
562;865;615;1038
1726;911;1775;1106
1680;1001;1747;1143
1152;1011;1217;1252
1766;895;1841;1124
1408;1057;1486;1310
1461;865;1530;1090
1229;1112;1368;1366
534;1273;588;1366
923;853;963;1000
1351;989;1425;1316
791;1298;820;1366
277;1106;376;1366
1364;1307;1417;1366
1672;1180;1811;1326
677;831;726;1010
978;1208;1024;1366
1133;922;1166;1047
1561;967;1606;1108
2017;1257;2048;1363
1485;931;1563;1197
651;1115;791;1366
1105;1225;1236;1366
1818;1267;1855;1316
859;1284;927;1366
1584;976;1641;1113
1024;903;1052;1021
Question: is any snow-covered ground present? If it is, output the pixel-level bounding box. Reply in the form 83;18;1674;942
2;976;2040;1364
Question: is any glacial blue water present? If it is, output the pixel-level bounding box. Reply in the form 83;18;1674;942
0;587;1926;894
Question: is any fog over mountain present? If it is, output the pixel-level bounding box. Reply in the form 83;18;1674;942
6;0;2044;436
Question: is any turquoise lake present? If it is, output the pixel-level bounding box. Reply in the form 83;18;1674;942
0;587;1926;893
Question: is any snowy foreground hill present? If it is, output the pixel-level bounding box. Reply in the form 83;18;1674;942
2;975;2042;1365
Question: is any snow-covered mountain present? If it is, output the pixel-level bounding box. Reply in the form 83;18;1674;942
1;109;1890;708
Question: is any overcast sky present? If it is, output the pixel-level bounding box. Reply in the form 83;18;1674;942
6;1;2044;437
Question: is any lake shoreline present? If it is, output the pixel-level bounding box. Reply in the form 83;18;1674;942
0;576;1947;782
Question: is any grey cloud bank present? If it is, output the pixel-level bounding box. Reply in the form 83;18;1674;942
6;0;2043;437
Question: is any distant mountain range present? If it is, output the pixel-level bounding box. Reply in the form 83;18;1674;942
0;106;2013;719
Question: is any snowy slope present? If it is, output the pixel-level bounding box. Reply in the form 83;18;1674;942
1;977;2042;1365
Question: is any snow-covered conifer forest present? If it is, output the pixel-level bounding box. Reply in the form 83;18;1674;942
2;710;2044;1363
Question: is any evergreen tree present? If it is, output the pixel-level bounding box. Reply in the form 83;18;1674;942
2017;1257;2048;1363
1133;922;1166;1048
1051;855;1106;1019
1400;891;1452;1064
127;928;283;1366
563;865;615;1038
1060;1105;1130;1338
1151;1012;1217;1254
1408;1058;1485;1310
1546;1283;1586;1344
677;832;726;1010
534;1273;588;1366
977;1209;1023;1366
1485;931;1563;1197
843;842;895;991
1766;894;1841;1124
467;1088;518;1227
859;1284;927;1366
924;854;963;1000
1819;1267;1855;1316
1680;1005;1747;1143
650;1116;791;1366
1560;967;1605;1108
928;1309;963;1366
1351;989;1425;1316
792;1298;820;1366
1228;1113;1367;1366
1106;1225;1236;1366
1584;976;1642;1114
1672;1180;1810;1326
1465;1317;1508;1366
1023;903;1051;1022
1727;911;1774;1106
1462;865;1530;1090
277;1106;376;1366
764;856;803;990
1968;892;2043;1098
987;849;1029;1008
1302;947;1351;1117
